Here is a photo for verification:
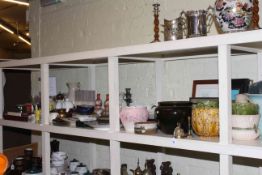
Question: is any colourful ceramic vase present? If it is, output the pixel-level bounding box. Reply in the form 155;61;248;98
120;106;149;133
192;100;219;137
214;0;253;33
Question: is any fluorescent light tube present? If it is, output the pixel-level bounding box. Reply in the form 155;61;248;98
0;24;14;34
18;36;31;46
2;0;29;6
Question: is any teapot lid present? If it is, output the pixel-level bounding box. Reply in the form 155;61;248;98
56;92;64;100
77;163;86;167
70;158;79;162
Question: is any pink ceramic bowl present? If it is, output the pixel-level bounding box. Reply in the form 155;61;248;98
120;106;149;133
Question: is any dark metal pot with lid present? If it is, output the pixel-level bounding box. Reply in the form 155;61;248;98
154;101;192;134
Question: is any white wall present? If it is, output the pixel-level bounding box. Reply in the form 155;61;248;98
29;0;262;174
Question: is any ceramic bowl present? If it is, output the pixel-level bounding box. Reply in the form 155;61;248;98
232;115;260;129
134;121;157;135
214;0;253;33
76;105;94;115
232;128;259;140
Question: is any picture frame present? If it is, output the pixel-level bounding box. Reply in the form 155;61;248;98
192;80;218;98
192;79;252;99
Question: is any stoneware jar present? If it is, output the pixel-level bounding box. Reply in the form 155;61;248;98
214;0;253;33
120;106;149;133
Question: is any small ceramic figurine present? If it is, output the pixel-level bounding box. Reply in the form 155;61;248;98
174;122;185;138
145;159;156;175
160;161;173;175
121;164;128;175
123;88;132;106
104;94;109;116
95;93;103;115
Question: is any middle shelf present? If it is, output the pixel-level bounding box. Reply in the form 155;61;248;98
2;118;262;160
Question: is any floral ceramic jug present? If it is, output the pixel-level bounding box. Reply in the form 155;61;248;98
66;82;80;106
214;0;253;33
120;106;149;133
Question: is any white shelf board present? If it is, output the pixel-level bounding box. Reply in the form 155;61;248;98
0;119;44;131
44;124;112;140
0;119;112;140
114;132;262;159
1;30;262;68
226;143;262;159
2;118;262;159
114;131;221;154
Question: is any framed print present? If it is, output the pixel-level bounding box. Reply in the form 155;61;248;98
192;80;218;97
192;79;252;98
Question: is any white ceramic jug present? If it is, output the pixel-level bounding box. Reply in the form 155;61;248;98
66;82;80;106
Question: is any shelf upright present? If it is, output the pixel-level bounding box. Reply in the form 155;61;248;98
155;60;164;102
40;64;51;174
108;57;121;175
0;68;3;152
218;45;232;175
155;60;165;175
258;52;262;81
87;64;97;170
87;65;96;90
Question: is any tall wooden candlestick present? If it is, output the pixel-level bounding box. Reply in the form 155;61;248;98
251;0;260;29
152;3;160;42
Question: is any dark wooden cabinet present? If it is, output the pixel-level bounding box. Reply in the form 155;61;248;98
3;70;31;149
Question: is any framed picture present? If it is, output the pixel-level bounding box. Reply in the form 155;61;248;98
192;80;218;97
192;79;252;99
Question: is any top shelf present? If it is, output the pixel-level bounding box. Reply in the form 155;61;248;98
1;30;262;68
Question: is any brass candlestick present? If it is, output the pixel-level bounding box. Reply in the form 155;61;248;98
152;3;160;42
251;0;260;29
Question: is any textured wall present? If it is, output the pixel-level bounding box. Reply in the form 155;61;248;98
30;0;220;57
29;0;261;174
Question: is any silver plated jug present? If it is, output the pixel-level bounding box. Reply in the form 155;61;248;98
162;17;184;41
180;7;213;38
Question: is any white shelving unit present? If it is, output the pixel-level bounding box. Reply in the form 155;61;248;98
1;30;262;174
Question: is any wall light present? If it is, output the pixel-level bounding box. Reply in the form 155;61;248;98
0;24;14;34
18;36;31;46
0;18;31;46
2;0;29;6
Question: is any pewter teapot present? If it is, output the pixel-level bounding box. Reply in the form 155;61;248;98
142;164;153;175
180;6;214;38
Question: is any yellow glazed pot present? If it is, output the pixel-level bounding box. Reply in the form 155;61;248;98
192;107;219;137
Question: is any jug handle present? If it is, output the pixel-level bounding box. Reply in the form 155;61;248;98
181;17;187;37
206;5;215;33
180;11;188;38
